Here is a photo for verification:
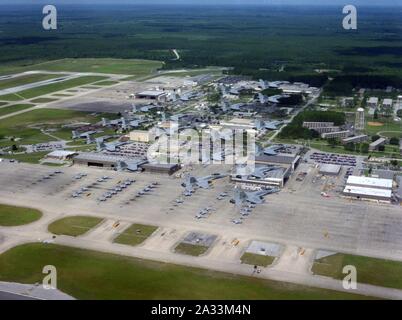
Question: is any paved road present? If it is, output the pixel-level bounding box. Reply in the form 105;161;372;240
0;291;38;300
0;75;81;96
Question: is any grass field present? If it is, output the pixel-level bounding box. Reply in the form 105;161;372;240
94;80;119;86
240;253;276;268
114;224;158;246
312;253;402;290
0;76;107;101
30;98;57;104
174;243;209;257
48;216;104;237
0;73;64;91
0;204;42;226
0;243;374;300
0;59;163;78
0;108;104;146
1;152;48;164
365;119;402;136
0;104;35;117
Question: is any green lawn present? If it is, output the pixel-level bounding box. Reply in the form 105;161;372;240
30;98;57;104
0;108;103;145
48;216;104;237
0;59;163;77
0;104;35;117
114;224;158;246
0;204;42;226
0;76;107;101
41;162;65;167
380;131;402;139
0;73;64;91
94;80;119;86
1;152;48;164
0;244;374;300
52;93;73;97
312;253;402;290
174;243;209;257
241;253;276;268
365;120;402;136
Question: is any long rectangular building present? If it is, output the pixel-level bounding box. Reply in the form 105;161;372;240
343;186;392;202
346;176;393;190
343;175;393;203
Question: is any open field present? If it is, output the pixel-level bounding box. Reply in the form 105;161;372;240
0;108;105;145
240;253;276;268
0;76;107;101
0;204;42;226
174;243;210;257
93;80;119;86
0;59;163;78
114;224;158;246
48;216;104;237
0;104;34;117
0;244;372;300
0;152;49;164
0;73;63;91
365;119;402;136
30;98;57;104
312;253;402;290
379;131;402;139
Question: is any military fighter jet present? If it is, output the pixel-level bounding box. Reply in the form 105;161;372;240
231;187;280;205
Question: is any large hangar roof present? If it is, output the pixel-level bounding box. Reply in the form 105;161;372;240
346;176;393;189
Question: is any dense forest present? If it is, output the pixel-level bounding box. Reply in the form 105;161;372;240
1;4;402;84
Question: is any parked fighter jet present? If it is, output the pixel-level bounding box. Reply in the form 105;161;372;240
96;139;128;152
181;173;226;191
116;160;147;172
231;187;280;205
262;144;284;156
254;120;284;131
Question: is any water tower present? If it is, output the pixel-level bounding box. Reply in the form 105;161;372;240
355;107;365;132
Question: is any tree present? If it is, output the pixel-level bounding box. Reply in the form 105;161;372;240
374;109;379;120
11;144;18;151
390;137;400;146
378;145;385;152
327;138;339;147
344;142;356;152
371;135;381;142
390;160;399;168
360;143;369;154
311;130;320;139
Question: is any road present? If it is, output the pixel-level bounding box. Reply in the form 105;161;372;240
172;49;181;60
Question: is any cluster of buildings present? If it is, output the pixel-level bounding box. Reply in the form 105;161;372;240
367;96;399;118
302;121;362;142
302;107;370;144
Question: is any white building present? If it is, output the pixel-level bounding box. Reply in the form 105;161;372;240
343;175;393;203
355;108;365;131
367;97;379;108
382;99;393;109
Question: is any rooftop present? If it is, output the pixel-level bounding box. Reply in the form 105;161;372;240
346;176;393;189
343;186;392;198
